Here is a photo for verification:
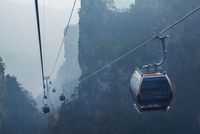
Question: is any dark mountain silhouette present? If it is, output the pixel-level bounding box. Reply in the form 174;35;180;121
45;0;200;134
0;58;46;134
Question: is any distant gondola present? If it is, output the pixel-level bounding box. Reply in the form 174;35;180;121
52;88;56;93
44;95;48;99
59;94;66;101
43;104;50;114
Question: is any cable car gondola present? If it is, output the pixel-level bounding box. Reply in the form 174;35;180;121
52;88;56;93
129;35;173;112
42;104;50;114
59;93;66;102
129;66;173;112
44;95;48;99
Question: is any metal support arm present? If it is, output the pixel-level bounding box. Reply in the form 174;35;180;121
155;35;169;66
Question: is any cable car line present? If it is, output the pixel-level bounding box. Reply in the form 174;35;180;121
79;37;155;84
42;0;47;74
35;0;51;114
79;4;200;84
159;5;200;34
50;0;78;77
34;0;45;89
44;76;51;103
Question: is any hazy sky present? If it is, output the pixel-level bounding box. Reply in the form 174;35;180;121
114;0;135;9
0;0;134;97
2;0;80;11
0;0;80;97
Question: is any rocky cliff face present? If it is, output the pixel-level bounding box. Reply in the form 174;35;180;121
46;0;200;133
0;58;5;95
0;57;5;129
77;0;200;133
52;25;81;106
56;25;80;87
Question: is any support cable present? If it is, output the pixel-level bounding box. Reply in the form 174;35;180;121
79;5;200;84
51;0;78;76
34;0;45;89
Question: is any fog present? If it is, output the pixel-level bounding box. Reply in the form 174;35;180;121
113;0;135;9
1;0;200;134
0;0;80;96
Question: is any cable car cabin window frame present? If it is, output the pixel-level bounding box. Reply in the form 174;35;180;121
140;76;170;92
139;75;172;101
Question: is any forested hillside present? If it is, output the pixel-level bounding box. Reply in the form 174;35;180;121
0;58;45;134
